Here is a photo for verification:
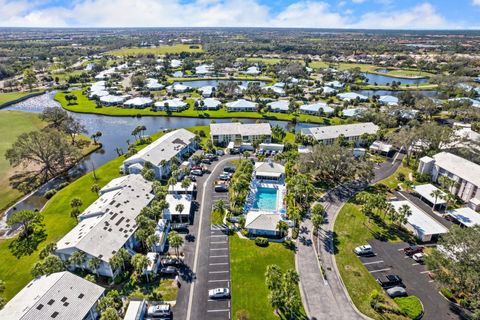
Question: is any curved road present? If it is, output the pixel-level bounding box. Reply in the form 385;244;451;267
296;153;404;320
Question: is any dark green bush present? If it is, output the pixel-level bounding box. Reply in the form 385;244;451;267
44;189;57;199
255;237;269;247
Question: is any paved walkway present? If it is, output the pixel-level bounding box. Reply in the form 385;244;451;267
296;154;404;320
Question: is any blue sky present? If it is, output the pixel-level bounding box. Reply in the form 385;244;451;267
1;0;479;29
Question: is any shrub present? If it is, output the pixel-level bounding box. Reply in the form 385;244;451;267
397;172;406;182
44;189;57;199
255;237;269;247
57;182;69;190
394;296;423;319
440;288;454;301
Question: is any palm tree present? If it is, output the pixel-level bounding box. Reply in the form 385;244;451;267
181;177;192;194
397;204;412;228
146;234;160;251
175;203;185;223
168;231;184;259
430;189;443;210
131;254;149;282
441;193;456;211
88;257;101;277
276;220;289;238
213;199;225;215
168;177;177;193
69;251;86;271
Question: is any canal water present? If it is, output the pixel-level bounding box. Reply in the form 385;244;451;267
1;91;305;222
363;73;428;85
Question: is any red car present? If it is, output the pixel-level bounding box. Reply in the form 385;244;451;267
403;245;424;256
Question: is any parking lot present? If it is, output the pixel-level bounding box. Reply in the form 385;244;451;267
204;227;231;320
359;240;467;320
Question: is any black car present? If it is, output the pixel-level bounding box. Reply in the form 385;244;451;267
161;258;181;267
201;159;212;164
188;175;197;182
215;184;228;192
160;266;178;275
223;166;236;173
376;275;403;288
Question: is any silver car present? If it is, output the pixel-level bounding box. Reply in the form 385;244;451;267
386;286;407;298
208;287;230;299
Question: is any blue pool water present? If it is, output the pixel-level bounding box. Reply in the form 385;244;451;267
253;187;278;211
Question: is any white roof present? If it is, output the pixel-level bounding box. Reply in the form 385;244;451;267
198;86;214;94
146;78;164;90
154;98;187;109
89;90;109;98
300;102;333;114
168;182;196;193
343;107;366;117
255;161;285;177
245;212;281;231
170;59;182;68
447;207;480;227
267;100;289;111
432;152;480;187
324;80;344;88
413;184;447;205
390;200;449;238
195;64;213;74
379;95;399;105
322;86;337;94
0;272;104;320
124;97;153;107
226;99;257;110
265;86;285;95
201;98;221;109
164;194;192;218
100;95;125;104
210;122;271;137
57;174;153;262
337;92;369;101
124;300;146;320
369;140;393;153
124;129;196;167
243;66;260;75
167;83;191;92
301;122;379;141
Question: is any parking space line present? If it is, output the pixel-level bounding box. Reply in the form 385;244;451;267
209;279;229;282
363;260;384;265
210;262;228;266
412;263;420;266
207;309;230;313
211;235;226;238
370;268;391;273
420;270;430;274
428;280;434;283
211;248;228;251
211;241;228;244
209;271;229;274
210;255;228;258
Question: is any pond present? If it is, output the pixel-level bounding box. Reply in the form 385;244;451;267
173;79;266;88
363;73;429;85
2;91;300;215
358;90;439;98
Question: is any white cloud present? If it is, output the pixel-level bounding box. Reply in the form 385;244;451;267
473;0;480;6
352;0;366;3
353;3;454;29
0;0;463;29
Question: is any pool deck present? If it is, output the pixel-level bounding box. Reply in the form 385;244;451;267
244;180;286;214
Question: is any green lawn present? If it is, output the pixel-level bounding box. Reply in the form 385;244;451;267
334;202;409;320
0;111;46;210
55;90;345;125
230;236;306;320
376;164;413;190
124;279;179;302
0;91;42;106
107;44;203;56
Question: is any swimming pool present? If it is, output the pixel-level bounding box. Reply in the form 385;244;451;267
252;187;278;211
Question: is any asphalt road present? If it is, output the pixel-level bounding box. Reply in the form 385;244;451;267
173;155;238;320
296;152;404;320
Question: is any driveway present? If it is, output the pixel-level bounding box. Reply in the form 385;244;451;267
361;240;468;320
296;153;404;320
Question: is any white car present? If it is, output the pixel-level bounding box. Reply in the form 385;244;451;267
208;287;230;299
354;245;374;256
147;304;171;317
412;252;425;263
386;286;407;298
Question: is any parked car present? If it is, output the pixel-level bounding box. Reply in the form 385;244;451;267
191;169;203;176
147;304;172;318
412;253;425;263
208;288;230;299
354;245;374;256
170;223;189;232
230;148;240;155
205;153;218;160
201;159;212;165
161;258;181;267
215;183;228;192
223;166;236;173
386;286;407;298
188;175;197;182
219;173;230;181
376;275;403;288
403;245;424;256
160;266;178;275
216;149;225;156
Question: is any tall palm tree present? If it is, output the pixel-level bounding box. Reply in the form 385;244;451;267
181;177;192;194
398;204;412;228
88;257;101;277
168;231;184;259
131;254;149;282
175;203;185;223
69;251;86;272
276;220;289;237
213;199;225;215
430;189;443;210
441;193;456;211
168;177;177;193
